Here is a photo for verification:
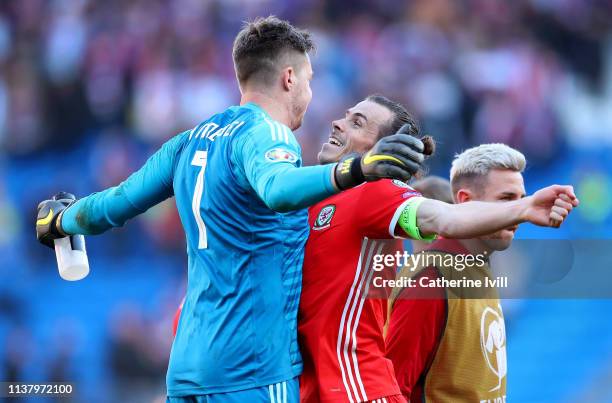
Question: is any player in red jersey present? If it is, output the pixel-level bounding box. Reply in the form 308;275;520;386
172;297;185;336
172;95;577;401
298;95;577;403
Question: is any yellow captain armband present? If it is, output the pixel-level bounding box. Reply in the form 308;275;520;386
398;197;437;242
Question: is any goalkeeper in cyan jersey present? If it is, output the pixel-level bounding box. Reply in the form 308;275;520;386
34;17;428;403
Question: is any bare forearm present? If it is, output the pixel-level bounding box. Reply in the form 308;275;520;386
417;198;529;239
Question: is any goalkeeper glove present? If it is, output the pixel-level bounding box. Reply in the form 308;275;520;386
333;124;426;190
36;192;75;249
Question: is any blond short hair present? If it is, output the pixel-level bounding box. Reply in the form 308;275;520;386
450;143;526;195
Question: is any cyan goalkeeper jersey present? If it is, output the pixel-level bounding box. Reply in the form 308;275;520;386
60;102;337;396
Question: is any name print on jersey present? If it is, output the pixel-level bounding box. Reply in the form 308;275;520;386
189;120;246;142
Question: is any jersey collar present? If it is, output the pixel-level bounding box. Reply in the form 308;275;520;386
241;102;292;131
242;102;271;118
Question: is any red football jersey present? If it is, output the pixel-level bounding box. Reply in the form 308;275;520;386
299;179;421;403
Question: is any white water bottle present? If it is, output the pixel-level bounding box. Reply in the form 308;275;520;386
54;235;89;281
51;192;90;281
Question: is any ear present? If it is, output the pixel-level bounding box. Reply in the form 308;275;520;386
455;188;473;204
282;66;295;92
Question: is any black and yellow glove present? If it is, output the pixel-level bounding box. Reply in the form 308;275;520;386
333;124;426;190
36;192;75;249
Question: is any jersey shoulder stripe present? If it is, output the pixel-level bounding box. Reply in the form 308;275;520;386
262;117;292;145
262;117;278;142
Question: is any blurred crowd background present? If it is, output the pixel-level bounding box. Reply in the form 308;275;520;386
1;0;612;401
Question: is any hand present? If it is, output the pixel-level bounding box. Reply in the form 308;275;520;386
523;185;579;227
333;124;427;190
36;192;76;248
360;131;425;181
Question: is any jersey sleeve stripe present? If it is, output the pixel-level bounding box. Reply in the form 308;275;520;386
268;384;275;403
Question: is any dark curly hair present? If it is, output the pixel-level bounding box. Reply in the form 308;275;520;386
232;16;315;88
366;94;435;156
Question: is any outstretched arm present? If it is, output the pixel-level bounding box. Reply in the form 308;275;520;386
412;185;579;239
249;162;338;213
59;132;188;235
236;121;426;213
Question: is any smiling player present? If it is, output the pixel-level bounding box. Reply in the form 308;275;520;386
298;95;578;403
35;18;428;403
166;93;577;402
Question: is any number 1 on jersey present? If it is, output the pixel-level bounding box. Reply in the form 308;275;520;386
191;150;208;249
